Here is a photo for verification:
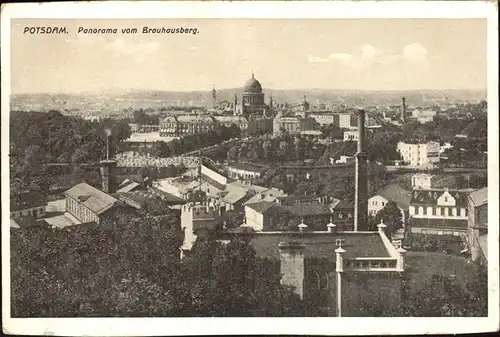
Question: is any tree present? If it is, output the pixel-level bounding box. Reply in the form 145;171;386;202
187;189;207;204
374;201;403;240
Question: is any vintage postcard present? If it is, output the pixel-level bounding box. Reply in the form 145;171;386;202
1;1;498;336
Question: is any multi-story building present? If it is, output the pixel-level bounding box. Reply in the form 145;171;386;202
227;162;267;181
467;187;488;265
64;183;119;224
10;193;47;219
408;188;469;236
309;112;336;126
212;115;249;131
411;173;437;189
160;115;218;136
411;109;437;124
273;115;319;136
343;130;358;141
397;141;440;167
218;222;406;316
368;184;411;223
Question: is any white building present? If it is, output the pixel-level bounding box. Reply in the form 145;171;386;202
338;113;352;129
397;141;440;167
411;173;436;189
409;188;469;235
368;184;411;223
411;109;437;124
343;130;358;141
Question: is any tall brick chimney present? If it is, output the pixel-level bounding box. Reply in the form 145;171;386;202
100;129;117;194
401;97;406;122
354;109;368;231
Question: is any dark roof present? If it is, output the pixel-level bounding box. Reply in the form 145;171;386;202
246;201;290;214
410;217;468;229
277;195;320;204
10;193;47;212
333;200;354;210
11;216;51;229
64;183;118;214
469;187;488;207
228;162;267;173
219;232;390;259
410;189;468;207
285;202;332;217
375;184;411;209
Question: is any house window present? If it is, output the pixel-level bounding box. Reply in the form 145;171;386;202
423;207;427;215
440;207;445;216
432;207;436;216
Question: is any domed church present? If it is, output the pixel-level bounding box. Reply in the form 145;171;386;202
233;73;272;117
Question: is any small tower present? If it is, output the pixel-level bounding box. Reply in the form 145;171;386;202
100;129;117;194
268;94;273;115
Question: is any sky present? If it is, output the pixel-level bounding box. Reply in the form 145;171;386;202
10;19;487;94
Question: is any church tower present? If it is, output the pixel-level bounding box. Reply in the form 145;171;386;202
233;93;239;116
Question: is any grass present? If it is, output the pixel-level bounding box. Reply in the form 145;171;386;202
405;251;477;294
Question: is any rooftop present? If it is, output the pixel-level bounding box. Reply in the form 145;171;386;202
227;162;268;173
410;189;469;207
469;187;488;207
219;231;390;260
64;183;118;215
375;184;412;209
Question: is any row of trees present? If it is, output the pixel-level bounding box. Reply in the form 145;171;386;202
140;124;241;158
10;110;132;201
11;205;302;317
227;133;323;164
132;109;159;125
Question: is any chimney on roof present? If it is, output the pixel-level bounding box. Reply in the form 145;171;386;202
354;108;368;232
100;129;117;194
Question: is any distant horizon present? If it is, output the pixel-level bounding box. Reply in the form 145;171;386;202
11;86;488;96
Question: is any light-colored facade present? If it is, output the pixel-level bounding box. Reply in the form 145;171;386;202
467;187;488;264
10;205;46;219
409;188;469;235
273;115;319;136
227;163;266;181
343;130;358;141
397;141;440;167
160;115;218;136
411;173;436;189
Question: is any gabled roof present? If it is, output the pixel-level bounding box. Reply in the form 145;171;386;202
284;202;332;217
333;200;354;210
64;183;118;215
246;201;289;214
410;189;468;208
374;184;411;209
117;179;141;193
469;187;488;207
243;188;285;206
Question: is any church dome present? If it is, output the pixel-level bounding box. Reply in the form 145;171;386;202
244;74;263;93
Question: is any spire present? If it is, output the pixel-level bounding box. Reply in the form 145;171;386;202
251;70;255;78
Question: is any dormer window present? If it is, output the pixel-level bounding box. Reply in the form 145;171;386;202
444;197;448;202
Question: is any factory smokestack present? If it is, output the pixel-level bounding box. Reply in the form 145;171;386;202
354;108;368;232
100;129;117;194
401;97;406;122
